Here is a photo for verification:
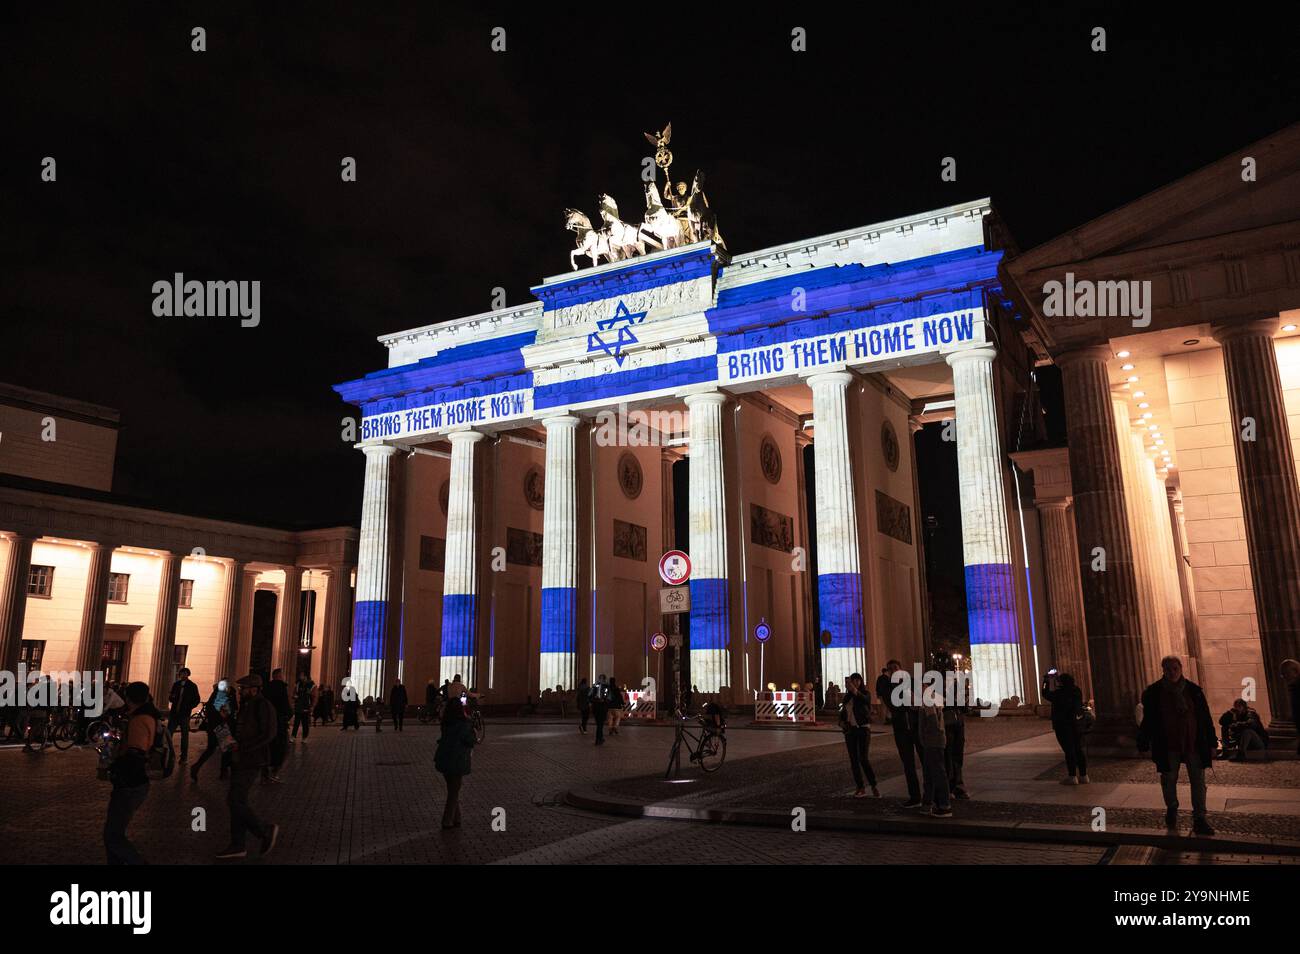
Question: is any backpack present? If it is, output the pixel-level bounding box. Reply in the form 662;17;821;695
150;717;176;779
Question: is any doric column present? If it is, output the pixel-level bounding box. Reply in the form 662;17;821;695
275;565;303;680
684;392;730;692
1166;488;1203;674
147;552;184;696
76;542;118;674
540;415;579;692
320;563;354;692
1035;500;1092;700
946;347;1021;704
1056;346;1147;741
1213;318;1300;729
214;560;247;681
352;443;401;700
440;430;484;682
0;534;35;676
808;371;866;683
793;429;818;681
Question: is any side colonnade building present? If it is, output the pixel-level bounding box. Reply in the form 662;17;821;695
334;198;1047;709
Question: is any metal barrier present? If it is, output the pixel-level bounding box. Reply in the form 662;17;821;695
754;690;816;723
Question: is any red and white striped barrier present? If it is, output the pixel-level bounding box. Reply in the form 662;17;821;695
754;690;816;723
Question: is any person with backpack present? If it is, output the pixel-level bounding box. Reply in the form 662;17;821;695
167;667;201;762
839;673;880;798
191;679;238;782
434;698;477;829
606;677;625;736
1042;670;1090;784
576;678;591;734
291;674;315;742
591;674;609;746
103;682;159;864
216;674;280;860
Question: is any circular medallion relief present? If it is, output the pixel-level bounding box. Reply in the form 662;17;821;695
881;420;900;472
438;480;450;517
759;433;782;485
618;452;643;500
523;466;545;510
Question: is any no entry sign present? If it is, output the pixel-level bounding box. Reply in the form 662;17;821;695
658;549;691;585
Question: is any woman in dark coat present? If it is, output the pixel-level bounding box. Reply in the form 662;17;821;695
1042;671;1089;784
434;698;476;829
340;682;361;731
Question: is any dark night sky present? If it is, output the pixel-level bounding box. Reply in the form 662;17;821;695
2;4;1297;557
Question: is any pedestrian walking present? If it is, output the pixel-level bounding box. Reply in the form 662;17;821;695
434;698;477;829
607;677;624;735
167;667;201;763
839;673;879;798
103;682;159;865
944;670;971;800
191;679;237;782
1042;670;1089;783
876;660;923;808
591;674;609;745
576;678;591;734
216;674;280;860
918;694;951;817
1138;655;1217;836
341;680;361;730
263;668;291;781
291;674;315;742
390;679;408;732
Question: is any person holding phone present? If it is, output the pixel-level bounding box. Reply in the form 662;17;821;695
1042;670;1089;785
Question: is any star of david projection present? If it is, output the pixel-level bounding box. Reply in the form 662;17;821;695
586;300;647;367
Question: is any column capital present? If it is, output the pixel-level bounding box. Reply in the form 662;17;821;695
806;369;854;389
1034;496;1072;512
541;414;580;429
446;428;485;445
1211;317;1281;345
360;443;400;458
683;390;728;409
945;345;997;368
1055;344;1115;368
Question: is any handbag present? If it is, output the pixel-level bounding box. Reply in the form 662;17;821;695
1075;705;1096;734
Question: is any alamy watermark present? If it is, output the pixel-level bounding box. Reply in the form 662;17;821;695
1;665;106;716
151;273;260;327
1042;271;1151;328
592;402;688;447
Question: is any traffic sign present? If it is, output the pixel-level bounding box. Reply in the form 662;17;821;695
658;549;691;585
754;618;772;643
659;585;690;614
650;632;667;652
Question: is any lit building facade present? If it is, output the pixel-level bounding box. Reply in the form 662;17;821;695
0;384;357;697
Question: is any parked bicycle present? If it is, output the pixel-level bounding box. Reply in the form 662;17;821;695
664;708;726;778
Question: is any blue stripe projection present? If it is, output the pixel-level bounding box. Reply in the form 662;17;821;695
540;587;577;654
333;332;536;405
816;572;865;649
532;246;717;310
688;578;729;651
440;593;477;658
965;563;1017;645
532;355;715;410
351;600;387;662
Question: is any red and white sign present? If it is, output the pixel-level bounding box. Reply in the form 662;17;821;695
650;632;667;652
658;550;691;585
624;689;657;719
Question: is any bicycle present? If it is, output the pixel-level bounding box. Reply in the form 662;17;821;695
47;707;79;751
664;710;726;778
468;695;486;743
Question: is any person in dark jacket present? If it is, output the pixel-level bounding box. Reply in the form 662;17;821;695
167;667;202;762
434;698;477;829
839;673;879;798
103;682;159;864
291;674;315;741
263;668;292;781
876;660;922;807
341;679;361;730
591;674;609;746
1042;671;1089;784
1218;699;1268;760
216;674;280;860
390;679;409;732
576;678;591;734
1137;656;1217;836
191;679;237;782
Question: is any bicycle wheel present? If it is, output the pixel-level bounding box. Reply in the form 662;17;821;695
472;710;485;744
23;718;48;753
699;733;726;773
51;720;76;751
85;720;110;745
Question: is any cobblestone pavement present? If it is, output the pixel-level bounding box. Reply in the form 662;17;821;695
1037;753;1300;788
1;720;1103;865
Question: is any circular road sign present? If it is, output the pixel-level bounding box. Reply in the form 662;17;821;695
650;633;667;652
754;619;772;643
658;549;692;586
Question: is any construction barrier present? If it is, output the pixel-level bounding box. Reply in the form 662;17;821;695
754;690;817;724
623;690;657;720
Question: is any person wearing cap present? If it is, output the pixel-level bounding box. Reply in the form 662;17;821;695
216;674;280;860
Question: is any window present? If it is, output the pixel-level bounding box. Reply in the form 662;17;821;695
19;640;45;671
172;645;188;684
100;640;128;684
178;579;194;608
27;565;54;597
107;572;130;603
